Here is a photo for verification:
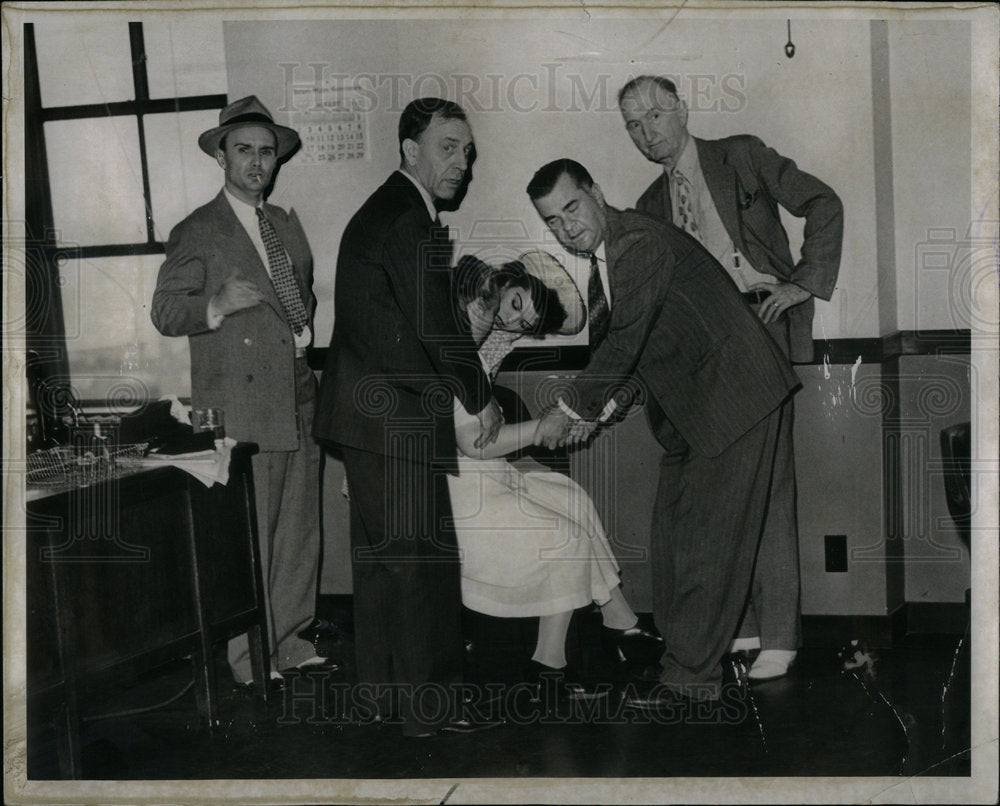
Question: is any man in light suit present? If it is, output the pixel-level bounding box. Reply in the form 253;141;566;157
314;98;501;737
529;159;800;702
152;96;333;688
618;75;844;680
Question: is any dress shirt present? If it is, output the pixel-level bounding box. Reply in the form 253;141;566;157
207;188;311;350
669;138;775;293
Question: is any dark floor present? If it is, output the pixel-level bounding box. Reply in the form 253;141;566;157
27;596;971;782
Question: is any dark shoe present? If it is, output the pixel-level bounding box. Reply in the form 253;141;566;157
279;656;342;675
524;660;608;701
234;676;286;695
440;715;506;734
296;617;344;645
622;683;685;711
602;623;665;666
403;715;505;738
631;662;666;684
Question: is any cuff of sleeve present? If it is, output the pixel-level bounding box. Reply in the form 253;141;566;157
206;298;225;330
557;397;581;421
597;398;619;422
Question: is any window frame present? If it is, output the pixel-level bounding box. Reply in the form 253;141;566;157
25;21;228;422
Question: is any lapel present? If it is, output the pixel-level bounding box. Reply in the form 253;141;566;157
391;170;437;225
649;172;672;222
696;137;743;249
207;191;289;324
603;206;626;300
389;169;453;262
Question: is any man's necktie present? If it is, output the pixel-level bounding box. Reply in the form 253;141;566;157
256;208;309;335
672;169;701;240
587;254;611;349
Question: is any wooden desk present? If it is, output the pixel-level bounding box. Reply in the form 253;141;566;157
26;443;270;778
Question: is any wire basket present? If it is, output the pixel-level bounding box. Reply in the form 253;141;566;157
27;442;149;487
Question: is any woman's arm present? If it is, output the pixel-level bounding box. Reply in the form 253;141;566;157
454;401;539;459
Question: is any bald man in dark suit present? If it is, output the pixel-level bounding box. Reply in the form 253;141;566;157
528;159;800;703
314;98;501;737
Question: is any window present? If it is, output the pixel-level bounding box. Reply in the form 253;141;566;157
26;20;228;414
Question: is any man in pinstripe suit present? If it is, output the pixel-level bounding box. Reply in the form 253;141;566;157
528;159;800;703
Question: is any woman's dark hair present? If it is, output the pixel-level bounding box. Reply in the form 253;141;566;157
496;261;567;337
454;255;567;338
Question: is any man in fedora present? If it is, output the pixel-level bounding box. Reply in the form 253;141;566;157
152;95;335;688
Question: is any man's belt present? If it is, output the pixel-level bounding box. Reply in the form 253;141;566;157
295;347;308;359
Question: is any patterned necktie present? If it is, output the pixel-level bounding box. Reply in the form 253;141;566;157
672;169;701;240
587;254;611;349
256;208;309;335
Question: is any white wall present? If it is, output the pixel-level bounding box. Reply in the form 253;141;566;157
223;17;878;348
219;17;976;607
890;21;973;332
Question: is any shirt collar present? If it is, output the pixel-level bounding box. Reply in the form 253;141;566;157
223;186;263;225
666;134;699;180
399;169;439;222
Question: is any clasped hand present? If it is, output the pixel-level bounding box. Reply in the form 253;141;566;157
532;407;597;450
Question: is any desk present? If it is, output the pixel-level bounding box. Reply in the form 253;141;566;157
26;443;270;778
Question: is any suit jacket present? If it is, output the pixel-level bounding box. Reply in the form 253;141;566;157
314;171;490;472
151;191;315;451
572;207;800;458
636;135;843;363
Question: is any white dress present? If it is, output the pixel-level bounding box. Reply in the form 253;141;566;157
448;333;622;618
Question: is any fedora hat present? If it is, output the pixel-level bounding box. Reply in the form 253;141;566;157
198;95;300;159
517;250;586;336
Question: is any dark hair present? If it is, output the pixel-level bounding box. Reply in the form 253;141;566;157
454;256;567;338
617;75;680;108
525;159;594;201
398;98;468;161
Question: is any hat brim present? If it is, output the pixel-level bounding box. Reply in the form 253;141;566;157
198;121;300;160
518;250;587;337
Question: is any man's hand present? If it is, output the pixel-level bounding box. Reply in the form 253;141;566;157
566;418;598;445
474;397;503;449
533;407;571;450
749;281;811;324
212;275;264;317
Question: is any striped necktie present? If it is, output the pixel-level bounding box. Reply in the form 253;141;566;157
587;254;611;349
256;208;309;335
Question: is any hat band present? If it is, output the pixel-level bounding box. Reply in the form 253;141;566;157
221;112;276;127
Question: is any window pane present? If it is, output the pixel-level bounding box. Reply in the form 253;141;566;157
60;254;190;404
45;117;148;247
144;20;228;98
34;21;134;108
145;110;225;240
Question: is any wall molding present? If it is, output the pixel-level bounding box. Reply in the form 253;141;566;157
306;328;972;372
801;601;968;648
